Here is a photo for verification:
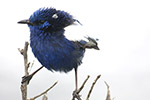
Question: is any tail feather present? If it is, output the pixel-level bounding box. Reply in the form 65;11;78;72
73;36;100;50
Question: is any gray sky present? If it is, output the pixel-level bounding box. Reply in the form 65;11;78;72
0;0;150;100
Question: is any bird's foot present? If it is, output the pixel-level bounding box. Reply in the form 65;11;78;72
21;66;43;85
72;89;82;100
21;74;33;84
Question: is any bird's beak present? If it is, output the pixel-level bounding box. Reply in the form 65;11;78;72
18;19;32;25
94;46;100;50
73;19;82;26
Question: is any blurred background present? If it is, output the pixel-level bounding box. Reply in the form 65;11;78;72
0;0;150;100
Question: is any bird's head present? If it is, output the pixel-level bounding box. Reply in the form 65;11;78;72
18;8;80;32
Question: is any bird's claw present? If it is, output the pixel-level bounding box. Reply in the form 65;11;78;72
21;75;33;84
72;90;82;100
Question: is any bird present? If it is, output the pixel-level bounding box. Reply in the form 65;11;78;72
18;7;99;93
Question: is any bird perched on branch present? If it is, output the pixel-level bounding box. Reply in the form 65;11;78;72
18;7;99;93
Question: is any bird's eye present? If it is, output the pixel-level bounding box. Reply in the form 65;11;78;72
52;14;58;19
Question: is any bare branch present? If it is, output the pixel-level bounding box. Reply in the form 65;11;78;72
30;81;58;100
104;81;114;100
19;41;29;100
86;75;101;100
23;42;29;75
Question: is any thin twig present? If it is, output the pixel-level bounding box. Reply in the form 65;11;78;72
77;75;90;94
30;81;58;100
86;75;101;100
28;60;35;73
104;81;114;100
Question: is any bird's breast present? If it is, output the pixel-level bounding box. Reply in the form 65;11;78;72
30;33;84;72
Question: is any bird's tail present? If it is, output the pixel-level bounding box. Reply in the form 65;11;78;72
76;36;100;50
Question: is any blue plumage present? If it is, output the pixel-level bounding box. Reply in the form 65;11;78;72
30;28;85;72
18;7;99;92
26;8;85;72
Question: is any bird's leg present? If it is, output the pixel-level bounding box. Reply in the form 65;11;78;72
75;67;78;91
72;68;82;100
22;66;43;84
